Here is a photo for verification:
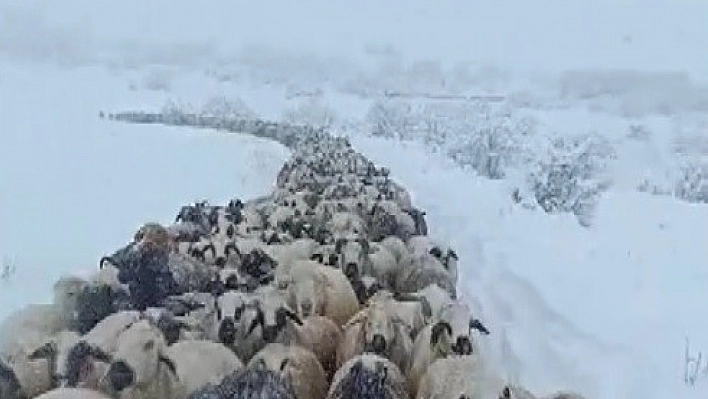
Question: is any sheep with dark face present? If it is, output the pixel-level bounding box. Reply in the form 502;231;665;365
101;319;184;399
336;298;413;374
327;354;408;399
213;291;264;362
407;301;490;396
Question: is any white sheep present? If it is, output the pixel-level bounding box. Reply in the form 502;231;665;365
336;298;413;374
279;260;360;326
101;319;185;399
248;343;327;399
213;291;264;362
326;354;408;399
407;301;490;396
407;236;459;288
394;252;457;299
379;236;408;264
164;340;244;397
416;355;503;399
398;284;454;321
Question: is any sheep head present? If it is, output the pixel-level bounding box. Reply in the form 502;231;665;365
437;302;488;356
104;320;176;393
247;291;302;344
361;302;398;357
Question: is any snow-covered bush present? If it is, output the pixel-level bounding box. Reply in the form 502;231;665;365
684;337;708;387
201;95;257;119
365;99;535;179
282;97;338;129
524;132;615;226
673;159;708;203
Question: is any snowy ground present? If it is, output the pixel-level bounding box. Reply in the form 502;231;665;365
3;2;708;399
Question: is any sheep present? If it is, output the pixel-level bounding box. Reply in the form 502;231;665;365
368;291;431;339
3;350;55;399
278;260;359;326
379;236;408;264
102;319;184;399
33;387;113;399
336;298;413;374
327;212;367;238
394;252;457;299
213;291;264;362
0;357;23;399
196;362;296;399
395;284;453;322
327;354;408;399
284;315;342;381
407;236;459;288
415;355;503;399
164;340;245;397
248;343;327;399
367;200;417;241
407;301;490;396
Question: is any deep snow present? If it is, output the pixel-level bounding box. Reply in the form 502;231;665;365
2;2;708;399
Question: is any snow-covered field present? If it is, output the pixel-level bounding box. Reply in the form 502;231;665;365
2;1;708;398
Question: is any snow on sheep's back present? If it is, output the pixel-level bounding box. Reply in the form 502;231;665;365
0;61;290;321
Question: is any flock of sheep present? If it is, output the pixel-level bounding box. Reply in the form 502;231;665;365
0;118;586;399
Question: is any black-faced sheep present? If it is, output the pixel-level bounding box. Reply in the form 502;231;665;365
327;354;408;399
248;343;327;399
102;320;184;399
336;299;413;375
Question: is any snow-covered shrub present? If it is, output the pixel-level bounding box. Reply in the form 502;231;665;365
673;159;708;203
365;100;415;139
282;97;338;129
525;132;615;226
365;99;535;179
200;95;257;119
684;337;708;387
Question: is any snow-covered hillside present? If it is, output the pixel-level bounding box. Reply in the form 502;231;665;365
2;1;708;399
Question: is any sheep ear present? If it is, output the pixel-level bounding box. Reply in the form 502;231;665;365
247;309;264;335
279;358;290;372
283;308;303;325
430;321;452;345
158;353;177;375
469;318;490;335
344;310;368;328
88;345;112;363
28;342;56;360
